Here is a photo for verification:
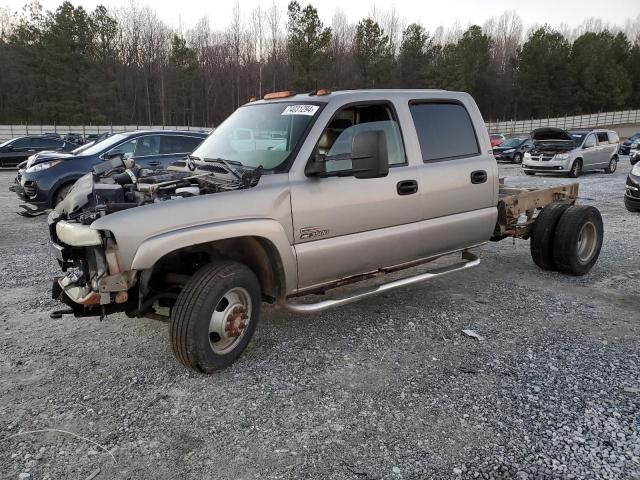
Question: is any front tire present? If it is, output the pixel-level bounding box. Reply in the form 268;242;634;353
604;156;617;174
568;159;582;178
170;260;261;373
552;205;603;276
513;153;522;164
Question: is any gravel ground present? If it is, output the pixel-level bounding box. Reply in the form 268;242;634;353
0;162;638;480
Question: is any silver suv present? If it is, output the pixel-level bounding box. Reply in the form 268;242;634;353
522;128;619;177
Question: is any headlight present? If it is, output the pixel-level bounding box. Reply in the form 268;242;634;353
524;152;531;160
632;163;640;176
631;142;638;148
25;160;62;173
554;153;569;160
503;148;515;154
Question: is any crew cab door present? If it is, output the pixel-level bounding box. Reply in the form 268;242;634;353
290;102;423;290
408;100;498;258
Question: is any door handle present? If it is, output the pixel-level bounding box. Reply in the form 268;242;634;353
397;180;418;195
470;170;487;184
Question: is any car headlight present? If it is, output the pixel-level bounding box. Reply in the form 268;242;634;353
503;148;515;154
631;142;638;148
523;152;531;160
632;163;640;176
25;160;62;173
554;153;569;160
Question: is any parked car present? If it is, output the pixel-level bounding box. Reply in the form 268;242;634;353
14;138;106;171
14;130;207;209
625;161;640;212
618;132;640;159
522;128;619;177
0;135;77;169
63;133;85;145
490;133;506;147
47;89;603;372
492;136;534;163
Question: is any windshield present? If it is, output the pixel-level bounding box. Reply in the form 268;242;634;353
629;133;640;142
80;133;128;156
190;102;320;170
490;134;504;140
0;138;16;148
570;132;587;146
500;138;525;148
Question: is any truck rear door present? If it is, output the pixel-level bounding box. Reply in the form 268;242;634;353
407;99;498;256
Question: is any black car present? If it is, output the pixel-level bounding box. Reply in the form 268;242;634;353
492;136;534;163
14;130;207;208
0;135;77;168
63;133;85;145
619;132;640;159
625;161;640;212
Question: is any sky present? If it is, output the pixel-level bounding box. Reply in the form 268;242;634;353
2;0;640;32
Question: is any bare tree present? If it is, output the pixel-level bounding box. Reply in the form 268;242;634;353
267;1;281;91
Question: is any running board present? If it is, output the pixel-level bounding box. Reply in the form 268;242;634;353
280;251;480;314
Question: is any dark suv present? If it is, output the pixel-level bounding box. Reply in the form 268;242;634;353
14;130;207;208
0;135;77;168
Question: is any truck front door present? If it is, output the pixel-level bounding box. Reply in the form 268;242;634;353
290;102;423;291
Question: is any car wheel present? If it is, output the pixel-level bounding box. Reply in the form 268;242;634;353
552;205;603;276
604;157;617;174
513;153;522;164
170;260;261;373
568;159;582;178
624;197;640;212
630;156;638;166
53;182;75;207
530;202;571;271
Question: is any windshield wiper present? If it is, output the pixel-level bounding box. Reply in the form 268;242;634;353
203;157;245;181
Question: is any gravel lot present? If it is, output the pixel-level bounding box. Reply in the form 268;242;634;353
0;162;638;480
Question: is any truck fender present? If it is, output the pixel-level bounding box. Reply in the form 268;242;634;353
130;219;298;294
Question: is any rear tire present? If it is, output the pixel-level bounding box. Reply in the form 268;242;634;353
552;205;603;276
604;156;617;174
568;159;582;178
530;202;571;271
170;260;261;373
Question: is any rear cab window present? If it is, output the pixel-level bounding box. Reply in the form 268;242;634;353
408;102;479;162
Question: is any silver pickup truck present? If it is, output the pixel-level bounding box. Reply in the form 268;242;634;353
47;89;604;373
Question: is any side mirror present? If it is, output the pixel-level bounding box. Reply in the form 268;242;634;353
6;145;14;152
351;130;389;179
104;150;123;160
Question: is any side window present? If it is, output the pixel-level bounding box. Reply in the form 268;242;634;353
160;135;203;154
318;103;406;174
584;134;596;148
109;138;138;156
38;138;63;149
133;135;161;156
11;138;31;149
409;102;479;162
596;132;608;144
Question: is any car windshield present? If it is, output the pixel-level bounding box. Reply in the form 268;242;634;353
500;138;524;148
79;133;128;156
570;133;587;146
190;102;320;170
71;142;95;154
0;138;17;148
629;133;640;142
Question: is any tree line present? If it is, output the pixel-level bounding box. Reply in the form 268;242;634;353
0;1;639;127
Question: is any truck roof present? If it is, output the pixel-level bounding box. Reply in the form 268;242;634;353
249;89;466;106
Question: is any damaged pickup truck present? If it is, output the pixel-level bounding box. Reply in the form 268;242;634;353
48;90;604;373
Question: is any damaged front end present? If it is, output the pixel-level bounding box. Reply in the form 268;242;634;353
48;156;263;318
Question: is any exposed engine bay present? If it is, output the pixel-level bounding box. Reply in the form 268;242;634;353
59;156;263;224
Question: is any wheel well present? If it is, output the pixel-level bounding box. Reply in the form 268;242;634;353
143;236;286;308
51;179;79;206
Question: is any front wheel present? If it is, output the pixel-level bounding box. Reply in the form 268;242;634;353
170;260;261;373
513;153;522;164
604;157;617;174
568;159;582;178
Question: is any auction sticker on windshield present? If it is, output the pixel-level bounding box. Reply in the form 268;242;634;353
282;105;319;116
